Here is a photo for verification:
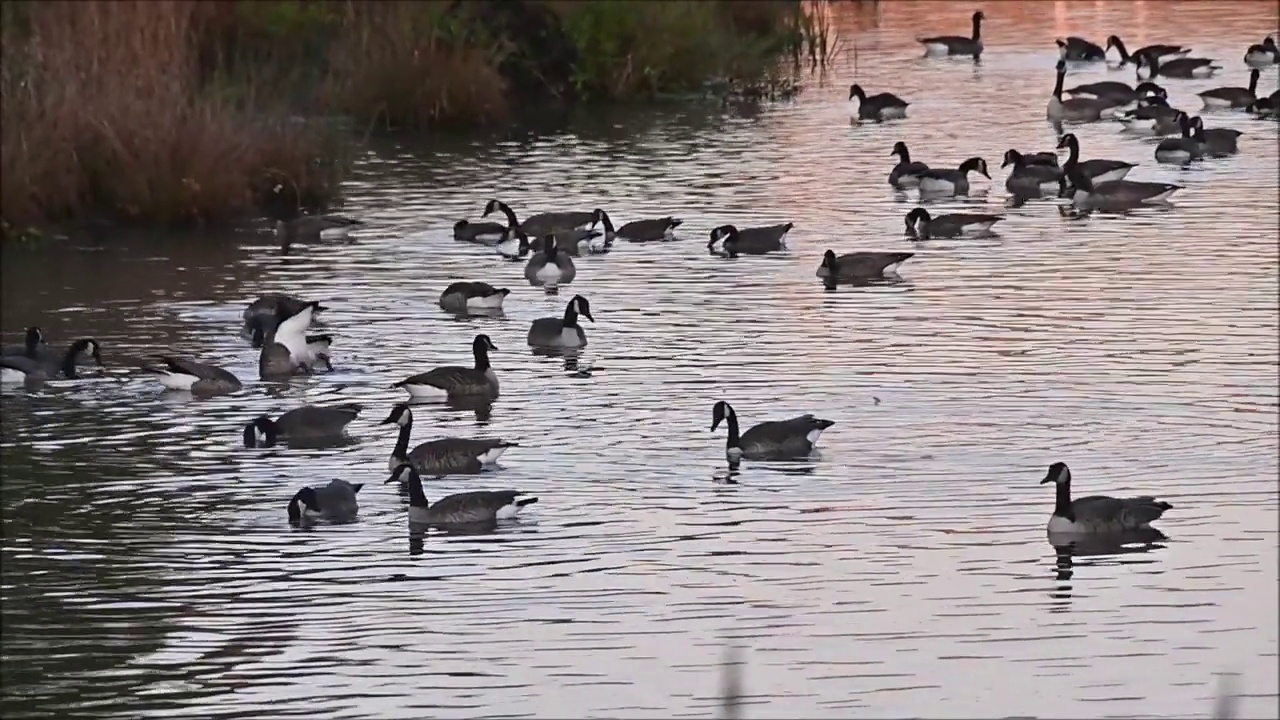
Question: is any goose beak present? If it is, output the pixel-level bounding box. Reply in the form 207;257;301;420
1039;474;1054;485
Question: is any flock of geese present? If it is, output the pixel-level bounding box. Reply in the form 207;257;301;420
5;17;1278;541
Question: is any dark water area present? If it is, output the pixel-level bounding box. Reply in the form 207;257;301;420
2;2;1277;718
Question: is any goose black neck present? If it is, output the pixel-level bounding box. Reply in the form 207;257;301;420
1115;38;1130;62
1053;67;1065;99
897;145;910;163
498;202;519;230
724;404;741;449
562;301;579;328
473;341;491;372
972;14;981;41
545;241;558;261
393;418;412;463
1053;480;1075;520
60;344;82;379
1248;70;1259;95
407;470;429;508
1065;137;1081;166
598;211;615;234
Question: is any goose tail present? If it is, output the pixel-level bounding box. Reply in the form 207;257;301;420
516;496;539;508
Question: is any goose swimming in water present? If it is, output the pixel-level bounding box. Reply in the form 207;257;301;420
1063;164;1181;209
1040;461;1172;535
591;209;683;243
711;400;834;461
1244;36;1279;68
394;334;500;402
528;295;593;348
1047;60;1124;123
1002;149;1065;197
453;218;511;245
388;464;538;527
438;281;511;313
1056;36;1105;62
1136;52;1222;80
523;235;577;287
848;84;910;121
1106;35;1191;66
1191;116;1243;156
275;213;363;243
147;356;243;395
0;338;102;383
917;10;984;58
816;249;913;280
1154;113;1205;164
917;157;990;197
904;208;1003;239
380;403;517;474
1056;133;1136;184
888;141;931;189
1;326;46;359
1197;69;1261;109
1118;100;1186;136
287;479;364;526
1063;79;1166;106
243;404;362;448
707;223;793;256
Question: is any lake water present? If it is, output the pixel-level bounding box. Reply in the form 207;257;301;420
2;2;1278;718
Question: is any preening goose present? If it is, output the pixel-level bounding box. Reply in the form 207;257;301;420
453;218;511;245
1057;36;1105;62
1136;53;1222;80
708;223;793;256
1002;149;1065;197
816;249;914;280
146;356;242;395
0;338;102;383
1106;35;1191;65
1;326;46;359
1247;90;1279;118
917;157;990;196
1063;79;1166;105
482;200;604;254
1063;165;1181;209
252;300;328;377
1040;462;1172;535
483;199;594;237
287;479;363;526
917;10;984;58
848;84;910;121
243;404;362;448
438;281;511;313
888;141;931;189
1047;60;1122;123
1118;100;1187;136
1056;133;1136;184
380;403;517;474
528;295;593;348
394;334;500;402
711;400;834;461
523;236;577;287
1244;36;1279;68
1197;69;1261;109
1192;117;1243;156
1154;114;1205;164
904;208;1003;239
242;294;326;344
592;209;683;242
388;464;538;527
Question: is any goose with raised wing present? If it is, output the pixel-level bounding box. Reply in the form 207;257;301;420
381;403;517;474
388;464;538;527
710;400;834;461
1040;462;1172;535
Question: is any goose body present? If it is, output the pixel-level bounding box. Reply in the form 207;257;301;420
388;464;538;527
1063;80;1165;105
888;141;931;188
0;326;46;360
1192;117;1243;156
1047;60;1123;123
453;219;510;245
1041;462;1172;535
242;294;326;343
1137;53;1222;80
381;403;516;475
1198;69;1261;109
711;400;834;461
287;479;364;526
275;214;363;242
523;236;577;287
148;355;242;395
252;300;326;376
708;223;793;256
1056;133;1137;184
520;210;597;236
848;84;910;121
1107;36;1191;66
593;209;683;242
394;334;499;401
816;249;913;280
0;338;102;383
528;295;593;348
904;208;1003;239
483;198;597;248
1121;103;1188;136
1244;36;1279;67
1002;149;1065;197
245;404;362;448
1247;90;1280;118
438;282;511;312
917;157;990;196
1065;165;1181;208
1154;114;1204;164
1057;36;1105;62
918;10;984;58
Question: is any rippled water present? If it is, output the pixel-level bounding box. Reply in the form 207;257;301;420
3;2;1278;718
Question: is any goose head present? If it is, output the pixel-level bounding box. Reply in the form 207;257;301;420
960;157;990;179
568;295;594;323
1189;116;1206;140
1105;35;1126;57
473;333;498;354
890;141;909;161
1040;462;1072;485
380;403;413;427
243;416;279;448
287;487;321;525
1055;133;1079;151
22;326;44;353
482;199;502;217
710;400;735;432
1001;149;1025;168
904;207;931;236
385;463;417;485
70;338;105;366
1135;81;1167;99
821;249;840;272
708;225;741;255
848;84;867;102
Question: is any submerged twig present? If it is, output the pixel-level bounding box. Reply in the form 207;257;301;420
720;643;742;720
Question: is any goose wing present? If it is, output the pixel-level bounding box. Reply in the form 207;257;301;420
316;479;362;519
520;210;595;235
277;405;361;434
939;212;1004;226
833;252;914;277
457;221;508;242
426;490;526;524
1076;159;1136;178
868;92;909;108
1072;494;1171;528
0;355;44;375
616;217;681;241
409;437;514;474
396;365;491;395
919;34;969;45
740;414;835;455
1096;180;1180;201
158;356;237;383
442;281;504;299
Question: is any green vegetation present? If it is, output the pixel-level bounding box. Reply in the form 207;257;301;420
0;0;828;237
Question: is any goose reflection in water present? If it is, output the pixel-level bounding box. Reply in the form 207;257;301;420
1048;527;1169;607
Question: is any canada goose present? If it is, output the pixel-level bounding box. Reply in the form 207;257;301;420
1047;61;1123;123
496;228;532;260
394;334;499;401
1064;165;1181;208
244;404;362;448
1198;69;1261;109
1136;53;1222;80
438;281;510;313
483;199;592;237
482;199;604;254
146;355;243;395
453;218;510;245
1040;462;1172;535
3;329;102;369
1192;117;1243;156
287;479;363;526
888;142;931;188
1056;133;1137;184
380;403;517;474
917;10;984;58
816;249;913;280
1014;150;1060;167
707;223;793;256
251;321;332;375
260;300;325;371
1120;102;1188;136
592;209;683;242
0;338;102;383
904;207;1003;239
1247;90;1280;118
242;294;326;344
528;295;593;348
1106;35;1191;66
1057;36;1105;62
259;340;301;380
387;464;538;527
917;157;989;196
523;235;577;287
1244;36;1279;68
275;214;363;243
1002;149;1065;196
710;400;834;461
848;84;910;121
1063;80;1166;105
1;326;46;358
1154;114;1205;164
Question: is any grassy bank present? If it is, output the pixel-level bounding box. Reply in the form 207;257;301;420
1;0;823;238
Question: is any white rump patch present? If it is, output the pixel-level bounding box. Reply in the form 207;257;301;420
402;384;449;401
805;429;826;447
478;447;508;465
468;293;505;310
318;227;352;240
157;372;198;391
1;367;27;384
495;502;523;520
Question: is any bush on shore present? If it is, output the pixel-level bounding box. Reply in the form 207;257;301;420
0;0;814;236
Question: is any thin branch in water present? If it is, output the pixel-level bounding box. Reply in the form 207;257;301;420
720;643;743;720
